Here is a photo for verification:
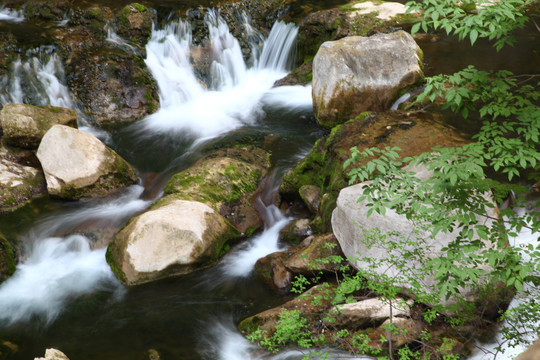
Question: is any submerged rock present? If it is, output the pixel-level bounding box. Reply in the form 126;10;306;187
106;198;238;285
280;111;468;233
36;125;137;199
0;104;77;149
164;146;271;234
312;31;424;127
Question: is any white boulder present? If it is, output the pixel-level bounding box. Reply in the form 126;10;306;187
312;31;423;127
36;125;137;199
107;197;237;285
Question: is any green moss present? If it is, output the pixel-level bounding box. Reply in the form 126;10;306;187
106;244;127;284
133;3;147;12
0;233;17;282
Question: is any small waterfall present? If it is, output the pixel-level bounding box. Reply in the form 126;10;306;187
106;27;137;53
390;92;411;110
139;13;301;140
0;6;25;23
0;235;123;326
0;53;73;109
221;200;290;277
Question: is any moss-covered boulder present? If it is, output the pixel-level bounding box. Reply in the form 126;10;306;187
164;146;271;234
279;111;469;233
0;104;77;149
312;31;424;128
0;158;46;212
65;47;158;126
106;198;238;285
36;125;138;199
254;233;344;292
114;3;155;47
0;233;17;283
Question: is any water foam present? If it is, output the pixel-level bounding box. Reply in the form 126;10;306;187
140;14;300;140
0;235;122;326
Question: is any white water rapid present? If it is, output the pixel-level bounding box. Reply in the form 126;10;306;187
140;12;306;141
0;6;25;23
0;235;122;326
0;185;152;325
222;200;290;278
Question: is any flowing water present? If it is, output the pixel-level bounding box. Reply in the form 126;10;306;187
0;12;327;360
0;3;539;360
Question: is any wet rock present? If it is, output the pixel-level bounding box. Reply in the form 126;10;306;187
106;198;238;285
23;0;71;22
280;111;467;233
34;348;70;360
0;157;46;212
296;9;350;64
331;163;507;313
299;184;321;214
0;340;18;358
238;283;336;335
273;61;313;87
0;104;77;149
164;146;271;234
280;218;312;244
0;233;17;283
36;125;137;199
255;233;343;292
114;3;155;47
326;297;413;329
65;48;159;126
312;31;424;128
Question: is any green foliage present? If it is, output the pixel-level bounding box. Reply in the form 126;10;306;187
407;0;537;50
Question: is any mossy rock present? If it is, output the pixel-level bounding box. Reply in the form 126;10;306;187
114;3;155;47
280;111;469;233
0;233;17;283
164;146;271;234
65;47;159;127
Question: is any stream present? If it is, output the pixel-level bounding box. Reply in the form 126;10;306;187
0;2;539;360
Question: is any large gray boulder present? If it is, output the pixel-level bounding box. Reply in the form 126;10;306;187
0;104;77;149
106;197;238;285
312;31;423;127
36;125;137;199
331;165;504;312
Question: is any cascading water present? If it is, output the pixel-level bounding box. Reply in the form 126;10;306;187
0;185;152;325
0;235;123;326
0;11;321;360
0;53;73;109
139;12;307;141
